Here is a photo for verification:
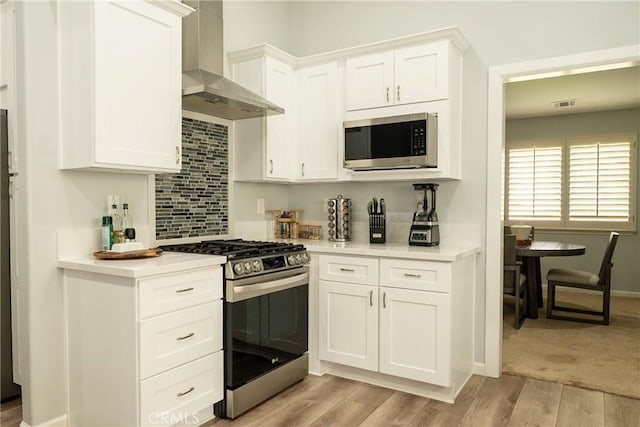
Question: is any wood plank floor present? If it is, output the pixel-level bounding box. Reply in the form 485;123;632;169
2;374;638;427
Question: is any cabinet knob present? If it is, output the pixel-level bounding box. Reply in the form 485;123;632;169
370;290;373;306
269;159;274;174
383;292;387;308
397;85;400;101
386;87;390;103
302;162;305;177
175;146;180;165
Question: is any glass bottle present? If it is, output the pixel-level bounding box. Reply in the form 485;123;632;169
110;196;125;244
122;200;135;242
101;216;113;251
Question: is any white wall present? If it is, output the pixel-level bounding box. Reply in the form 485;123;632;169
506;108;640;292
15;2;151;425
286;1;639;64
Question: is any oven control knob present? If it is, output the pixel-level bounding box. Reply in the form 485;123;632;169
243;261;252;272
328;222;335;228
328;214;335;222
328;207;335;214
301;252;310;263
252;260;262;272
233;263;244;275
328;200;335;207
295;254;302;264
287;254;297;265
328;229;335;236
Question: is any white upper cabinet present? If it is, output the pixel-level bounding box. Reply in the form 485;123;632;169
296;62;339;181
346;41;450;111
229;28;469;183
230;48;295;181
345;52;394;110
59;0;192;173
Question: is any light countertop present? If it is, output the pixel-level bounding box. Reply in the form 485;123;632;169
57;251;226;278
291;239;480;262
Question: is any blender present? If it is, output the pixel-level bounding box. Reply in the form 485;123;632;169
408;183;440;246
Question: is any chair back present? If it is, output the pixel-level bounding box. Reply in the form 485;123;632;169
504;234;517;265
503;234;517;289
597;232;619;281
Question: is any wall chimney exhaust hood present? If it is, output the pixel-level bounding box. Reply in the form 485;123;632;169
182;0;284;120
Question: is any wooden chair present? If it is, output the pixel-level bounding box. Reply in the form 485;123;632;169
546;232;619;325
504;234;528;329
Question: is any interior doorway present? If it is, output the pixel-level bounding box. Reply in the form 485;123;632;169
484;45;640;378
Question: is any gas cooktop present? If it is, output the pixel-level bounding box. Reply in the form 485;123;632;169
159;239;309;279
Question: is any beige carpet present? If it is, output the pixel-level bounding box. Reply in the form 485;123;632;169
502;289;640;399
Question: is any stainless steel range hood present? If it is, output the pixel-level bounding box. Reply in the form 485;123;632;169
182;0;284;120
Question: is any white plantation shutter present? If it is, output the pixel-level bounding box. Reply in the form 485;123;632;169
505;133;636;231
507;145;562;221
569;141;631;222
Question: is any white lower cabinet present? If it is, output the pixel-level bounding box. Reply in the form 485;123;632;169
378;287;450;386
318;254;471;393
319;280;378;371
62;259;224;426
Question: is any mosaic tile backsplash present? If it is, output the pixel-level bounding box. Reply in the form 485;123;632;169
155;118;228;239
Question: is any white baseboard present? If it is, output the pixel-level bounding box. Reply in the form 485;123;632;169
542;283;640;298
20;414;67;427
472;361;487;376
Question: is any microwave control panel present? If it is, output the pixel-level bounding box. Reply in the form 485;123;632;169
411;121;427;155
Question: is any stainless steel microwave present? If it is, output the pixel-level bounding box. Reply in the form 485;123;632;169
343;112;437;170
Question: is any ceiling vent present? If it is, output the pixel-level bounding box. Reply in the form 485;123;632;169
552;99;577;109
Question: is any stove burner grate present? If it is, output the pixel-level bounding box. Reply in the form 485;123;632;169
160;239;305;259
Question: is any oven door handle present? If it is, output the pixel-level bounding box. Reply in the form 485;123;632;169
229;271;309;302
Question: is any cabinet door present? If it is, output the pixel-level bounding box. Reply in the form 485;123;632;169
93;1;181;171
297;62;339;180
394;42;449;104
379;287;451;386
264;57;292;179
319;280;378;371
345;51;394;110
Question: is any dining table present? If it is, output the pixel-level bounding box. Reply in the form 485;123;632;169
516;240;586;319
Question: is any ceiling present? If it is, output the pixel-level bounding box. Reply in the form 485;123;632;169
505;65;640;119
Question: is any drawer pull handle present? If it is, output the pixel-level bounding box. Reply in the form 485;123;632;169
404;273;422;278
176;332;195;341
383;292;387;308
177;386;195;397
339;268;355;272
176;287;194;293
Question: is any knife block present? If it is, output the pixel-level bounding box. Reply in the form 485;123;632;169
369;214;386;244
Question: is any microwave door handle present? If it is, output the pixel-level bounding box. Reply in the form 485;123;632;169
229;271;309;302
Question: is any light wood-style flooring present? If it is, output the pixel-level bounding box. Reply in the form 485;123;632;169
2;374;638;427
205;373;639;427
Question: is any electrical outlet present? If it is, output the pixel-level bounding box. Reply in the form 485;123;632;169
323;198;329;213
257;198;265;214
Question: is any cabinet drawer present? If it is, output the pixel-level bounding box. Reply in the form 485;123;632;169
139;267;222;318
319;255;379;285
140;351;223;427
139;301;222;379
380;259;451;292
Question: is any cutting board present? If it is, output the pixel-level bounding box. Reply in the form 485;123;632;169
93;248;163;260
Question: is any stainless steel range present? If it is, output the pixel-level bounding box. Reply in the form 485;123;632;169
160;239;310;419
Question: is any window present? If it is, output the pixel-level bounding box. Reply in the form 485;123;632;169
505;133;637;231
